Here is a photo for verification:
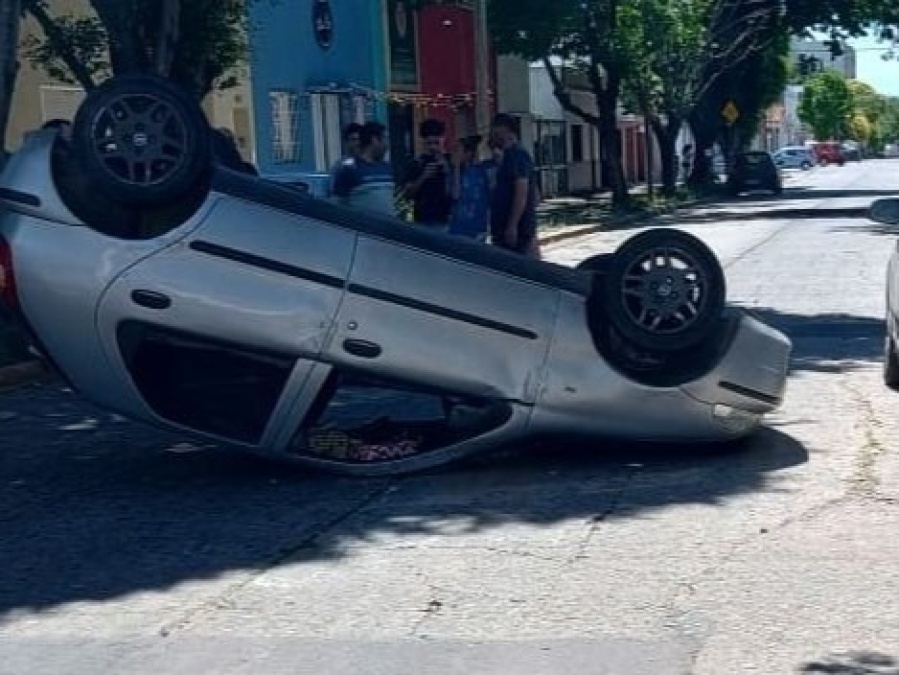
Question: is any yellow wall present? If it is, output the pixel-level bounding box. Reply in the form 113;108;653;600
6;1;255;161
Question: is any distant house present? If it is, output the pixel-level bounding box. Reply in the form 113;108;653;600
493;58;695;197
248;0;386;185
248;0;497;186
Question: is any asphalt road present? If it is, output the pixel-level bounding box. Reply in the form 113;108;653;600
2;160;899;674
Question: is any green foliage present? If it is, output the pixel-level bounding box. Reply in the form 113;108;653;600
620;0;712;119
786;0;899;38
877;97;899;144
798;69;854;139
848;79;886;122
21;0;255;97
21;12;110;86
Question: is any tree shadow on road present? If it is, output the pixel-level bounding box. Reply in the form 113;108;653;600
765;187;898;202
736;306;884;374
0;381;807;618
828;222;899;238
800;651;899;674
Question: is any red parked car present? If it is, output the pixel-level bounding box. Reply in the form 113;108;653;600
810;142;846;166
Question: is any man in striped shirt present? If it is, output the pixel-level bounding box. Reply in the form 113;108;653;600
332;121;397;218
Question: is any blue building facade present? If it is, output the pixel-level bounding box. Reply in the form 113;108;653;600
249;0;389;182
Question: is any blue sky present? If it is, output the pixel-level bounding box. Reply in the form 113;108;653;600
848;33;899;96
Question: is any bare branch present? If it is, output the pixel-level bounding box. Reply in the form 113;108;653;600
542;56;601;126
26;1;97;89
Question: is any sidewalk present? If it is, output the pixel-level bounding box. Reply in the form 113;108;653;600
536;183;710;246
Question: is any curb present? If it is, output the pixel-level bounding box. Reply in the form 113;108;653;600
537;196;713;247
0;359;50;391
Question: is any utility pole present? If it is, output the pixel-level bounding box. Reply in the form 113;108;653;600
473;0;491;137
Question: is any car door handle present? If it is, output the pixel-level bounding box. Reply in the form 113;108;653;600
342;339;382;359
131;290;172;310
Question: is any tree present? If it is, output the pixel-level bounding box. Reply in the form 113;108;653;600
20;0;253;99
849;112;873;141
798;69;854;139
0;0;21;157
621;0;786;196
847;79;885;148
620;0;711;196
687;28;791;186
881;97;899;141
488;0;786;206
489;0;637;206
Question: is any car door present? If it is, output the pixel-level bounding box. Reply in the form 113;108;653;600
95;196;356;449
320;235;559;404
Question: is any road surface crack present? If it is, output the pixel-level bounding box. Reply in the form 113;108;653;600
569;466;640;563
157;480;398;638
841;378;887;497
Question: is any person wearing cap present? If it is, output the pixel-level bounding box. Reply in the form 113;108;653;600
448;134;491;241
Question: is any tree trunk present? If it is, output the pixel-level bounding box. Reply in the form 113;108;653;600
650;115;682;196
687;107;717;189
596;87;629;207
0;0;21;156
540;56;628;206
153;0;180;76
89;0;149;75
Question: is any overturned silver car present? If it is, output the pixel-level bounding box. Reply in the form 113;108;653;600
0;75;791;475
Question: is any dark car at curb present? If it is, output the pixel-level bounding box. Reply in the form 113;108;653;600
727;151;783;197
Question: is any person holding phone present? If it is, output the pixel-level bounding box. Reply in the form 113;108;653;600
402;119;453;233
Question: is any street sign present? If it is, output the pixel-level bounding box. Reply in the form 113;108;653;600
722;100;739;125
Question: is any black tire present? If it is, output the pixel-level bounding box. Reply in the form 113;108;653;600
71;73;212;209
801;161;812;170
576;253;613;273
884;333;899;390
602;228;726;353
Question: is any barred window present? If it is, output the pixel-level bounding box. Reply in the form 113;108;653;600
270;90;300;163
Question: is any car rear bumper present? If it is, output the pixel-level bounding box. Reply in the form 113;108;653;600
679;311;790;420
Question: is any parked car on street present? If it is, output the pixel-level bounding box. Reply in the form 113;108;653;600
727;151;783;196
871;198;899;389
809;141;846;166
772;146;815;170
0;75;791;476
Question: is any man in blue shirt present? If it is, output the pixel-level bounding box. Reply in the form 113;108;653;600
327;123;363;197
489;113;538;256
332;122;397;218
448;135;491;241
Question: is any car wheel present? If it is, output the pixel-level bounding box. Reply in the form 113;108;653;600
801;161;812;170
70;73;212;209
602;228;726;353
885;333;899;390
576;253;613;273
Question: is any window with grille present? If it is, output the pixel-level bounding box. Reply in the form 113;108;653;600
270;90;300;163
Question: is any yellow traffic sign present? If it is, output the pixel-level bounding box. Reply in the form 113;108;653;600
722;100;739;125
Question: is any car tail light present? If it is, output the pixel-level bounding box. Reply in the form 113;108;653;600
0;235;18;310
